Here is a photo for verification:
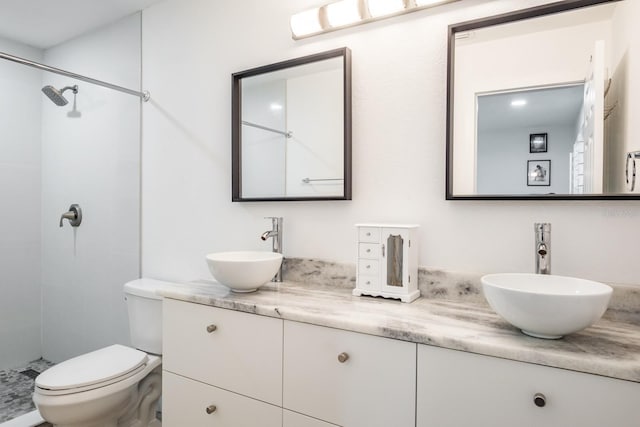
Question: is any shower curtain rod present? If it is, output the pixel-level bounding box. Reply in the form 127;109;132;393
0;50;150;102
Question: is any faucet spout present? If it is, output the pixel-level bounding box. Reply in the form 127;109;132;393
534;223;551;274
261;217;283;282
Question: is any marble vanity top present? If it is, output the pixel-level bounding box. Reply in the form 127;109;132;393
159;272;640;384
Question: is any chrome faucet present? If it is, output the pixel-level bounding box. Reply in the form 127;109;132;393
534;223;551;274
261;217;283;282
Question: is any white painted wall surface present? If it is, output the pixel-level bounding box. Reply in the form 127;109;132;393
606;0;640;193
141;0;640;286
40;14;141;363
286;67;343;197
242;79;286;198
0;37;43;370
478;125;575;195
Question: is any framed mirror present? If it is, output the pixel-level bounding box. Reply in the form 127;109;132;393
446;0;640;200
232;47;352;201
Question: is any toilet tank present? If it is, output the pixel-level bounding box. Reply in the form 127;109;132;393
124;278;168;355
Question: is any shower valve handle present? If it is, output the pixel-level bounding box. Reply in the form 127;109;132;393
60;204;82;227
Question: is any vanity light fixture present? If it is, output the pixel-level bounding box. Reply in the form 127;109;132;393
290;0;459;40
511;99;527;107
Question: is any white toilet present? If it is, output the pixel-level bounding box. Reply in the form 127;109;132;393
33;279;168;427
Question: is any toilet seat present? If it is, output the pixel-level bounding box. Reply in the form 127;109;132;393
36;344;149;396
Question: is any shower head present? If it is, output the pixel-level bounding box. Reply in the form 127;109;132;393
42;85;78;106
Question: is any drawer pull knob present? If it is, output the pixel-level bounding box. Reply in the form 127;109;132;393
366;249;371;253
366;265;371;269
366;232;371;236
338;352;349;363
206;404;217;414
206;324;217;333
533;393;546;408
366;281;371;285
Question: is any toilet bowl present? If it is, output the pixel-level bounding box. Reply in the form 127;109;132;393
33;279;170;427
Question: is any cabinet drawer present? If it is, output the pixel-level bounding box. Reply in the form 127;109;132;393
163;371;282;427
163;299;282;405
284;410;340;427
358;259;379;276
358;227;380;243
283;321;416;427
358;243;380;259
417;344;640;427
356;275;379;291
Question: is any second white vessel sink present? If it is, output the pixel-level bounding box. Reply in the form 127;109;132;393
481;273;612;339
205;251;283;293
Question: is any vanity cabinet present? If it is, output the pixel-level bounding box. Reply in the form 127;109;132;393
284;410;339;427
163;371;282;427
417;344;640;427
283;321;416;427
163;299;283;406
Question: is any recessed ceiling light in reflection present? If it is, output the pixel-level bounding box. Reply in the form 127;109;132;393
367;0;406;18
326;0;362;28
511;99;527;107
270;103;283;111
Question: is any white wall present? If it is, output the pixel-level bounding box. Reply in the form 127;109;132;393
141;0;640;286
40;14;141;363
242;79;287;198
606;0;640;193
0;37;43;370
478;125;575;195
286;67;344;197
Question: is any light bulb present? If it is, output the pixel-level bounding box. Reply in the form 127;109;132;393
290;8;323;38
367;0;406;18
326;0;362;28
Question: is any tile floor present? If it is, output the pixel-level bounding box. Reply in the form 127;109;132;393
0;359;54;424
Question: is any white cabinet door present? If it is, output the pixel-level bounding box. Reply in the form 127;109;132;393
417;344;640;427
284;410;341;427
163;371;282;427
163;298;283;405
283;321;416;427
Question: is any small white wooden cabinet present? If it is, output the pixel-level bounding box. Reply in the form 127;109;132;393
417;344;640;427
353;224;419;302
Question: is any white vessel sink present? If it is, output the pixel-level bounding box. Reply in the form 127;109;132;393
481;273;612;339
205;251;283;293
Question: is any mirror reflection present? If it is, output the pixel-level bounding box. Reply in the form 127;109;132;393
232;48;351;201
448;0;640;199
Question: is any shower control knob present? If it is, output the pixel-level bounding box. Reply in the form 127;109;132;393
338;352;349;363
205;404;217;414
533;393;546;407
59;204;82;228
206;324;217;333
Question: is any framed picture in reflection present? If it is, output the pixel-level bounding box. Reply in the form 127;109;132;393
527;160;551;186
530;133;548;153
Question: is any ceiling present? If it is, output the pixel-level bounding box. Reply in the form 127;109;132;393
0;0;163;49
478;85;585;132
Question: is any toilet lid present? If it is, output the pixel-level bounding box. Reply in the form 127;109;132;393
36;344;148;392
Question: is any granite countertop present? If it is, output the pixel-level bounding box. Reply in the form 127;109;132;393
159;276;640;384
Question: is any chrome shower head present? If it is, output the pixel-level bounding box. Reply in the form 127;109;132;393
42;85;78;106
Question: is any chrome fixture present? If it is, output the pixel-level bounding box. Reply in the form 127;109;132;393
534;223;551;275
290;0;459;39
626;151;640;191
0;50;150;101
260;217;283;282
42;85;78;106
60;204;82;228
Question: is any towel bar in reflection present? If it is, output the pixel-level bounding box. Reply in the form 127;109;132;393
301;178;343;184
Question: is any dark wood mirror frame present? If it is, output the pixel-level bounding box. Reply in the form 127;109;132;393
444;0;640;200
232;47;352;202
